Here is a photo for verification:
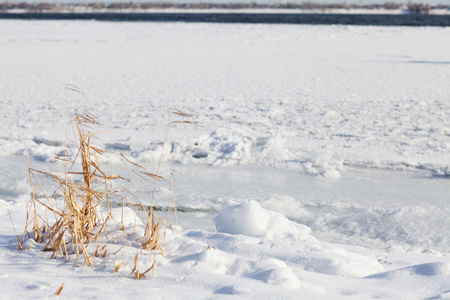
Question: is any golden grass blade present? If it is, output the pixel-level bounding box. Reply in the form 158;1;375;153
54;154;72;162
113;244;127;256
168;108;191;117
8;210;22;250
54;283;65;296
33;198;63;218
127;254;139;278
139;170;164;181
65;84;84;94
120;154;145;169
170;120;195;125
141;260;156;277
94;245;100;257
168;152;178;234
43;220;63;250
147;110;172;233
28;168;63;183
46;231;65;252
114;261;124;273
131;170;164;183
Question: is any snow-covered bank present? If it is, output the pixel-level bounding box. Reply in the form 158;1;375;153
1;20;450;299
2;162;450;299
2;155;450;299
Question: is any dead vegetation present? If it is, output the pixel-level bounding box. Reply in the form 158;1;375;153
17;99;190;279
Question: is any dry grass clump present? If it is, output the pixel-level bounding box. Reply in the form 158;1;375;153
18;107;190;278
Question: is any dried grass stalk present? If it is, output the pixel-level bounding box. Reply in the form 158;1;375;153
114;261;124;273
54;283;65;296
21;113;115;267
19;107;190;279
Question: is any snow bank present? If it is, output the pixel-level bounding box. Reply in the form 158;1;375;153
213;200;383;277
214;200;311;241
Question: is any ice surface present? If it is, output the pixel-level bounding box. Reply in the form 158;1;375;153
1;20;450;299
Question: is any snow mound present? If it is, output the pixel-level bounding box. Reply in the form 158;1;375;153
367;262;450;279
212;201;383;278
214;200;311;241
176;127;290;167
304;149;344;178
185;229;383;279
106;207;143;227
167;230;304;290
365;262;450;299
196;248;302;289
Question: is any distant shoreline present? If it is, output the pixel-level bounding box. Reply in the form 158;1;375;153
1;12;449;26
1;2;449;16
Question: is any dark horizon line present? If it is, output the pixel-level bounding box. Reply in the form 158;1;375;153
2;2;450;8
1;12;450;27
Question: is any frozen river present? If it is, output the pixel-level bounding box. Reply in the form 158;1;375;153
3;154;450;251
1;20;450;299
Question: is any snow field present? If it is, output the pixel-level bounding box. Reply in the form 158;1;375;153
1;21;450;174
1;20;450;299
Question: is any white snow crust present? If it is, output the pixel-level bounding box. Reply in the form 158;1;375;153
1;20;450;299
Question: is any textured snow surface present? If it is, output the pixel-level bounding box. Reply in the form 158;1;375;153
1;20;450;299
1;21;450;173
